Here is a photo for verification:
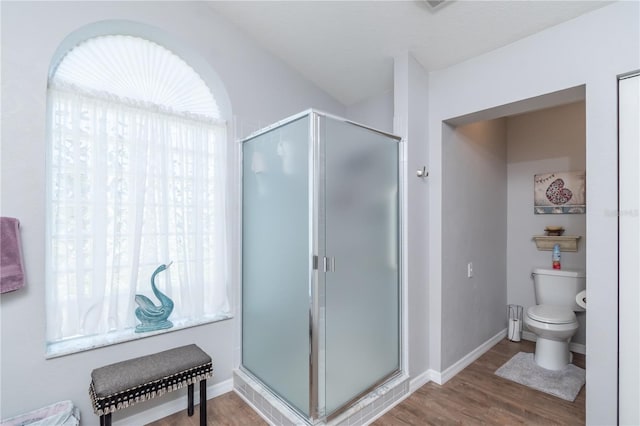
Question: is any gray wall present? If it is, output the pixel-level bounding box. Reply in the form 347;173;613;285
0;1;344;422
441;119;508;369
506;101;586;345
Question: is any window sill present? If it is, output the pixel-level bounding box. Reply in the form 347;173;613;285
45;313;233;359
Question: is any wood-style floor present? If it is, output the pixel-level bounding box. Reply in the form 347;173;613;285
149;339;585;425
373;339;585;425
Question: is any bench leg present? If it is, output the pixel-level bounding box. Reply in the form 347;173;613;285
200;379;207;426
100;413;112;426
188;383;194;416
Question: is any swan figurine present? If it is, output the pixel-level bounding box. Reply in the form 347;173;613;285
134;261;175;333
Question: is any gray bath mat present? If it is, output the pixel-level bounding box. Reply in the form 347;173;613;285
495;352;585;401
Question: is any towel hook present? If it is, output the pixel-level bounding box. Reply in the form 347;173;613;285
416;166;428;178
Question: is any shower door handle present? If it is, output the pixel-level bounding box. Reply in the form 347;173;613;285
323;257;336;272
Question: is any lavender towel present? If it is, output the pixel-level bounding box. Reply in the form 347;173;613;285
1;217;25;293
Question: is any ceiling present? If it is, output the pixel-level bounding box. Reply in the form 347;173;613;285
208;1;611;106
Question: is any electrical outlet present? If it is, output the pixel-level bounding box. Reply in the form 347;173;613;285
467;262;473;278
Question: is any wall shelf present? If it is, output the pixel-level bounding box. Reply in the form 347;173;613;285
532;235;581;252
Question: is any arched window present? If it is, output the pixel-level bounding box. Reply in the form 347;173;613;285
46;35;231;355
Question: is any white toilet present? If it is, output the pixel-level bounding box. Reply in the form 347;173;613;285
524;268;586;370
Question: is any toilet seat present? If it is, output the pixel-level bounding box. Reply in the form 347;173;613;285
527;305;576;324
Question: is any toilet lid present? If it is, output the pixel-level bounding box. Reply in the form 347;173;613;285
527;305;576;324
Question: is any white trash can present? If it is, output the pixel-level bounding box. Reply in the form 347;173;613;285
1;400;79;426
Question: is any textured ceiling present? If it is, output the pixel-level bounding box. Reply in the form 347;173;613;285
208;1;611;106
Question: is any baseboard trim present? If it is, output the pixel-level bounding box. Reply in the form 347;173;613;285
521;331;586;355
432;328;507;385
570;342;586;355
409;370;432;393
113;379;233;426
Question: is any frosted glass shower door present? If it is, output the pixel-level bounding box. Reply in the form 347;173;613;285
242;116;311;416
322;117;400;416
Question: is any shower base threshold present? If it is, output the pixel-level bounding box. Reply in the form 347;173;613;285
234;369;410;426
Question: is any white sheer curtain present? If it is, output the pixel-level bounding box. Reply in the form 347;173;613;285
46;83;230;344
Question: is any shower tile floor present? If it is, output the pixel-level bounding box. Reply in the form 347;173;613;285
233;368;409;425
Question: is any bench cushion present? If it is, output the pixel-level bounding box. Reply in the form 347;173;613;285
89;344;212;415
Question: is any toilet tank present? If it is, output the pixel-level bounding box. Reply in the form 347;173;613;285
532;268;586;311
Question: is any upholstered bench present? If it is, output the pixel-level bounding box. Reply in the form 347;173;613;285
89;344;213;426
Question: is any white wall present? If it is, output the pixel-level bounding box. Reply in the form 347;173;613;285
393;53;430;382
441;119;508;369
0;1;344;422
345;90;394;134
618;73;640;426
428;2;639;423
506;101;586;345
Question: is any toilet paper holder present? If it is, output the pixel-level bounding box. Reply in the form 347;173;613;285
576;290;587;309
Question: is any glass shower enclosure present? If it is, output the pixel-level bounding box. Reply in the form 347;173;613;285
241;110;401;422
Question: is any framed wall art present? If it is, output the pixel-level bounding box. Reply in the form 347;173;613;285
534;171;586;214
